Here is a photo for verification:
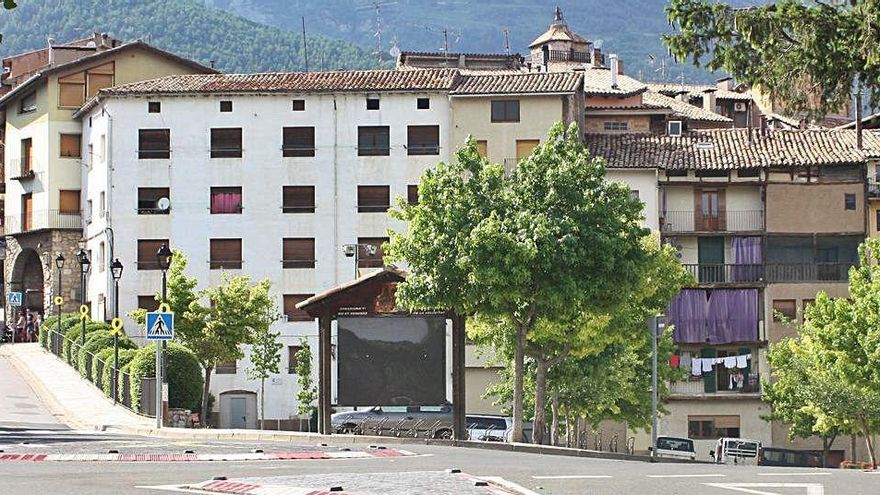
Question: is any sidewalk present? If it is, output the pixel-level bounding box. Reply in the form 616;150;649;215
0;342;153;431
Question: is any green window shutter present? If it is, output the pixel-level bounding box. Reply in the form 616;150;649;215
702;348;717;393
738;347;752;377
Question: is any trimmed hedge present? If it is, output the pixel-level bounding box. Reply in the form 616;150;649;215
130;344;203;412
63;321;111;365
40;313;79;348
77;330;136;379
101;348;138;399
92;348;115;390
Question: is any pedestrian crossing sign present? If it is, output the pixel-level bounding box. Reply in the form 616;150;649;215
145;311;174;340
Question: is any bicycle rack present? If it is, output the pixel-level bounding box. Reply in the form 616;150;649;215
371;417;389;436
407;419;425;438
466;422;478;441
626;436;635;455
578;428;589;450
609;435;618;453
426;420;442;439
389;418;408;437
594;431;603;451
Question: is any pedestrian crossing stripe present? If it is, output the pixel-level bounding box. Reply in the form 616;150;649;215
145;311;174;340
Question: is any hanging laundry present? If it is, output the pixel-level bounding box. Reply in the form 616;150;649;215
724;356;737;369
681;351;692;370
691;358;703;376
670;355;681;368
702;358;713;373
736;353;750;368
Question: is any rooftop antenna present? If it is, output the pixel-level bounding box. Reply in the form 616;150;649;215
357;0;396;65
503;28;511;56
301;16;309;72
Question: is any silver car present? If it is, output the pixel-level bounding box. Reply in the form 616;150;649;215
331;405;454;438
467;415;533;443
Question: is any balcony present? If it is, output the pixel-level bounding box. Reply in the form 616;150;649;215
661;210;763;232
4;210;82;234
764;263;853;283
8;158;35;181
682;264;763;284
669;373;761;397
869;181;880;199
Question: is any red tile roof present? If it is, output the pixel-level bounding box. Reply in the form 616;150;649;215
450;71;582;95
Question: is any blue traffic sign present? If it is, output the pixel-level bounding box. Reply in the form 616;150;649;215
145;311;174;340
7;292;22;307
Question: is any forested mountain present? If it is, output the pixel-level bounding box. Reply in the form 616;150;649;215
207;0;756;82
0;0;376;72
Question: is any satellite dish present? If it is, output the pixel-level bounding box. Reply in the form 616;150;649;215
156;197;171;211
389;46;401;58
594;39;604;49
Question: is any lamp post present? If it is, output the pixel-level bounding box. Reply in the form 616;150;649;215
342;243;377;279
647;315;664;461
76;248;90;347
110;258;123;404
54;254;65;354
156;244;172;427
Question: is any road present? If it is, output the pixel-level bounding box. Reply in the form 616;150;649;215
1;348;879;494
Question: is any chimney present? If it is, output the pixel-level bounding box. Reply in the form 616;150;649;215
47;37;55;66
703;88;717;113
716;76;734;92
542;45;550;71
617;59;624;75
675;90;689;103
592;47;603;67
609;54;619;89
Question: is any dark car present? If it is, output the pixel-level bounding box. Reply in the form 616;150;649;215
758;447;824;468
331;405;454;438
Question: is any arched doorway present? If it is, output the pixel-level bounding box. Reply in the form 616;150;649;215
10;249;45;315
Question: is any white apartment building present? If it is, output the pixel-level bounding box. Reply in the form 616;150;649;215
76;70;457;427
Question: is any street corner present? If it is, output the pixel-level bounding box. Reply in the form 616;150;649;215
164;471;535;495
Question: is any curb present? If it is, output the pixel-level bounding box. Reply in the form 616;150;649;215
0;449;415;463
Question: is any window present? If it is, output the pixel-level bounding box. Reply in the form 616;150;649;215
59;190;80;214
210;128;243;158
366;98;380;110
357;185;390;212
358;126;390;156
137;239;169;270
476;140;488;158
210;239;242;269
59;72;85;107
283;186;315;213
515;139;540;161
491;100;520;122
630;189;640;200
688;415;740;440
292;99;305;111
357;237;387;268
87;143;94;169
99;191;106;218
19;91;36;113
20;138;33;173
802;299;815;313
407;125;440;155
219;100;233;112
408;185;419;205
137;296;160;313
773;299;797;322
215;361;237;374
696;169;729;178
85;62;114;99
667;120;682;136
876;209;880;232
603;121;628;132
60;134;81;158
844;193;856;210
738;168;761;178
138;129;171;159
99;242;106;272
210;187;243;214
417;97;430;109
288;345;302;374
148;101;161;113
282;127;316;157
138;187;170;214
283;238;316;269
86;199;93;223
284;294;314;322
666;169;688;177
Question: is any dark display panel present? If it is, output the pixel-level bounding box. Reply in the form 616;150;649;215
337;316;446;406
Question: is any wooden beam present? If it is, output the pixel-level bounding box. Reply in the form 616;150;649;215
451;314;466;440
318;313;332;435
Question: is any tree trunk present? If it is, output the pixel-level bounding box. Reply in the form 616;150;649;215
511;324;526;443
861;419;877;467
201;366;213;426
852;434;858;461
565;410;572;448
260;378;265;430
821;434;836;468
550;387;560;446
533;359;548;445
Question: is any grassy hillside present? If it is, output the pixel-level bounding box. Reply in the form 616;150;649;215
208;0;757;82
0;0;378;73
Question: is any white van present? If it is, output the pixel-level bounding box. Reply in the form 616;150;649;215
711;437;762;464
652;436;696;460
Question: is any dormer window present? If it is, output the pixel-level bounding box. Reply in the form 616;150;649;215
668;120;683;137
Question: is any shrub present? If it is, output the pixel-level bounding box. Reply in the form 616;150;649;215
40;313;78;348
92;348;114;389
63;321;111;364
130;343;203;412
101;348;138;399
77;330;136;379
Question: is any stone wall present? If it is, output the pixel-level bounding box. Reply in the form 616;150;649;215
4;229;84;318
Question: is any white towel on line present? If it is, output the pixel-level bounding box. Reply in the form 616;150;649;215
724;356;737;369
736;353;749;368
702;358;713;372
691;358;702;376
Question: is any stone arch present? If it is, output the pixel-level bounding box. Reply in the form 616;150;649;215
9;248;45;314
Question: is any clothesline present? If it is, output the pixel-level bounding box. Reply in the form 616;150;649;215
690;353;751;377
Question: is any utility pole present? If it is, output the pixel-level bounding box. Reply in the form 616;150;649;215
301;16;309;72
503;28;510;56
648;315;663;460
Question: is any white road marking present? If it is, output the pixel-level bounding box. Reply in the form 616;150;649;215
755;472;831;476
646;473;726;478
531;475;613;479
481;476;543;495
135;485;210;493
705;482;824;495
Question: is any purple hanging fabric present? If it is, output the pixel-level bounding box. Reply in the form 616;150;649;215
212;192;241;213
667;289;709;344
731;237;762;282
707;289;758;344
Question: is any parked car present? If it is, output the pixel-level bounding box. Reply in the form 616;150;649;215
650;436;696;460
466;415;533;443
331;405;454;438
711;437;762;464
758;447;823;468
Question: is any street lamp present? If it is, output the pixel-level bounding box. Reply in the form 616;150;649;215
76;248;90;347
54;254;65;354
110;258;123;404
342;243;377;279
156;243;172;422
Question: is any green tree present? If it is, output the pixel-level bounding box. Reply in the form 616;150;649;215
294;337;318;431
246;304;283;429
387;123;652;443
663;0;878;117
